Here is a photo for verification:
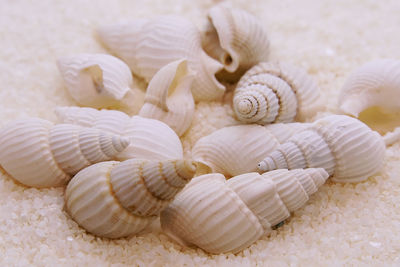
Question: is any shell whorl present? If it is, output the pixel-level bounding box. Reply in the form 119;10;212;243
234;62;323;124
65;159;196;238
0;118;129;188
258;115;386;183
160;168;328;254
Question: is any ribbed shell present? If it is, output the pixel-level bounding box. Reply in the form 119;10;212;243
0;118;129;188
55;107;183;161
65;159;196;238
191;123;311;177
160;168;328;254
139;59;195;136
98;16;225;102
338;59;400;117
234;62;323;124
202;4;269;81
57;53;143;109
258;115;386;183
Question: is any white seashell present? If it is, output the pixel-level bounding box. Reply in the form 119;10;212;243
192;123;311;177
0;118;129;188
57;53;144;110
338;59;400;117
258;115;386;183
65;158;196;238
98;16;225;102
139;59;195;136
233;62;323;124
160;168;328;254
201;4;269;82
55;106;183;161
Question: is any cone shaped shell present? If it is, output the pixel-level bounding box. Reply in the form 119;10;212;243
338;59;400;117
139;59;195;136
55;107;183;161
258;115;385;183
0;118;129;188
98;16;225;102
65;159;196;238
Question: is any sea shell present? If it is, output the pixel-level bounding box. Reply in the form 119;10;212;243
338;59;400;117
0;118;129;188
233;62;323;124
139;59;195;136
258;115;386;183
192;123;311;177
57;53;144;110
55;106;183;161
160;168;328;254
201;4;269;82
65;159;196;238
98;16;225;101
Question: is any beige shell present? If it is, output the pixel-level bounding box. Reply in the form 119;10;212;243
233;62;323;124
160;168;328;254
98;16;225;102
0;118;129;188
65;159;196;238
55;107;183;161
139;59;195;136
338;59;400;117
192;123;311;177
57;53;144;110
201;4;269;82
258;115;386;183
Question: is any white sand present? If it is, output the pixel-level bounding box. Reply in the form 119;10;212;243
1;0;400;265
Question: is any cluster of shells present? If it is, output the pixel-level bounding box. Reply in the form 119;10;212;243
1;3;399;255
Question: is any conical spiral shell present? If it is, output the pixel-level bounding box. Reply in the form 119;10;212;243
258;115;386;183
234;62;323;124
65;159;196;238
338;59;400;117
139;59;195;136
202;4;269;81
55;107;183;161
0;118;129;188
98;16;225;102
57;53;143;109
160;168;328;254
192;123;311;177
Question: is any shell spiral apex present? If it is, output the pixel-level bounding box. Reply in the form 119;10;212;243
160;168;328;254
65;158;197;238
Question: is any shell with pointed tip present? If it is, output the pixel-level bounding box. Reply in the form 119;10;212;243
55;107;183;161
338;59;400;117
139;59;195;136
65;159;196;238
233;62;323;124
160;168;328;254
192;123;311;177
258;115;385;183
201;4;269;82
0;118;129;188
57;53;144;110
98;16;225;101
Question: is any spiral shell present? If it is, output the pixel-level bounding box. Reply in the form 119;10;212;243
139;59;195;136
201;4;269;82
338;59;400;117
55;107;183;161
65;159;196;238
258;115;386;183
192;123;311;177
57;53;144;110
233;62;323;124
161;168;328;254
98;16;225;101
0;118;129;188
